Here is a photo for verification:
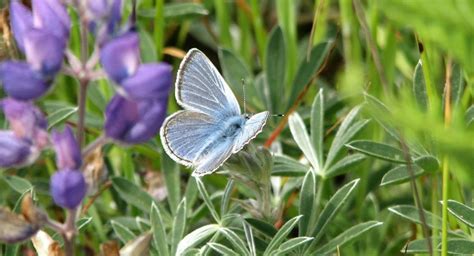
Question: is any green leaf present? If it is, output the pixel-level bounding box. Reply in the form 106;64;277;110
245;218;277;237
299;171;315;236
111;220;136;244
310;179;360;245
310;89;324;166
221;180;235;215
242;220;256;256
151;203;169;256
289;112;320;173
388;205;442;228
208;243;239;256
196;178;220;222
363;93;401;141
139;29;157;63
220;228;251;255
380;165;425;186
176;224;220;255
3;176;33;194
272;155;309;176
265;26;286;114
439;239;474;255
325;106;366;168
346;140;406;163
413;60;428;111
288;42;331;107
162;154;180;215
449;63;464;108
218;48;252;103
445;200;474;228
313;221;383;255
46;106;78;129
414;155;440;172
263;215;302;256
325;153;366;178
139;3;209;21
275;237;313;256
111;177;156;213
171;199;187;256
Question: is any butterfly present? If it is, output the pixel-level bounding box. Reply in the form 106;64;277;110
160;48;269;177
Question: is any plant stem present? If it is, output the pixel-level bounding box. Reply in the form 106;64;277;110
441;60;453;256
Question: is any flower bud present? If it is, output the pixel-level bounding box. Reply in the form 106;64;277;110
100;32;140;83
0;131;33;168
86;0;122;35
1;98;47;143
51;126;82;170
50;169;86;209
0;62;50;100
121;63;173;100
105;95;168;144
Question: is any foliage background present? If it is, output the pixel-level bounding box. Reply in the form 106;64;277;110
0;0;473;255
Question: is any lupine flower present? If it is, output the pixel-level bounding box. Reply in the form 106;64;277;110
105;95;169;143
0;62;50;100
1;0;70;100
0;131;34;168
86;0;122;37
50;169;86;209
1;98;49;149
121;63;173;100
100;32;140;83
51;126;82;170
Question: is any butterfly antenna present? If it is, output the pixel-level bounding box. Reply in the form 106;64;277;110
241;78;247;115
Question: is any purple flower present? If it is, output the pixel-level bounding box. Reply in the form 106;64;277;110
2;0;70;100
9;1;33;52
86;0;122;36
105;95;168;143
0;131;33;168
0;62;50;101
50;169;86;209
1;98;48;149
32;0;70;39
121;63;173;100
24;29;66;77
51;126;82;170
100;32;140;83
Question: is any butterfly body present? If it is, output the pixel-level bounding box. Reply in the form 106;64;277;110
160;49;269;176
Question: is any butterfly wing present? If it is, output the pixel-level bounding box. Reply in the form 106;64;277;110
192;136;236;176
160;110;217;166
233;111;270;153
175;48;241;117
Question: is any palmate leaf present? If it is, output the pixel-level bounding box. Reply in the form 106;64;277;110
404;238;474;255
275;237;313;256
346;140;406;163
413;60;428;111
263;215;302;256
309;179;360;245
208;243;239;256
299;171;316;237
219;228;251;255
176;224;220;255
171;199;188;256
265;26;286;114
111;220;136;244
196;178;220;223
310;89;324;167
272;155;309;176
388;205;442;229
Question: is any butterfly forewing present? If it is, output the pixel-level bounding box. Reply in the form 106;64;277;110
176;48;241;117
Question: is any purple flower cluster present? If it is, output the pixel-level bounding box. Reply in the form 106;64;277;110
0;0;172;211
0;0;70;100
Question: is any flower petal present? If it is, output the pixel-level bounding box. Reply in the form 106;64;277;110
0;131;32;168
9;1;33;53
24;29;65;77
51;126;82;170
50;169;86;209
121;63;173;100
0;61;50;100
100;32;140;83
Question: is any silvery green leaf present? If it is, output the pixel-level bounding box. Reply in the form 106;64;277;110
171;199;188;256
150;203;169;256
111;220;136;244
208;243;239;256
289;112;320;173
263;215;302;256
176;224;220;255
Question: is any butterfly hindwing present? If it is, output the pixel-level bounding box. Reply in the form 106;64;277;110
176;48;241;117
233;111;270;153
160;110;217;166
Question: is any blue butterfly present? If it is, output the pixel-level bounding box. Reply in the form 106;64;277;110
160;49;269;176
